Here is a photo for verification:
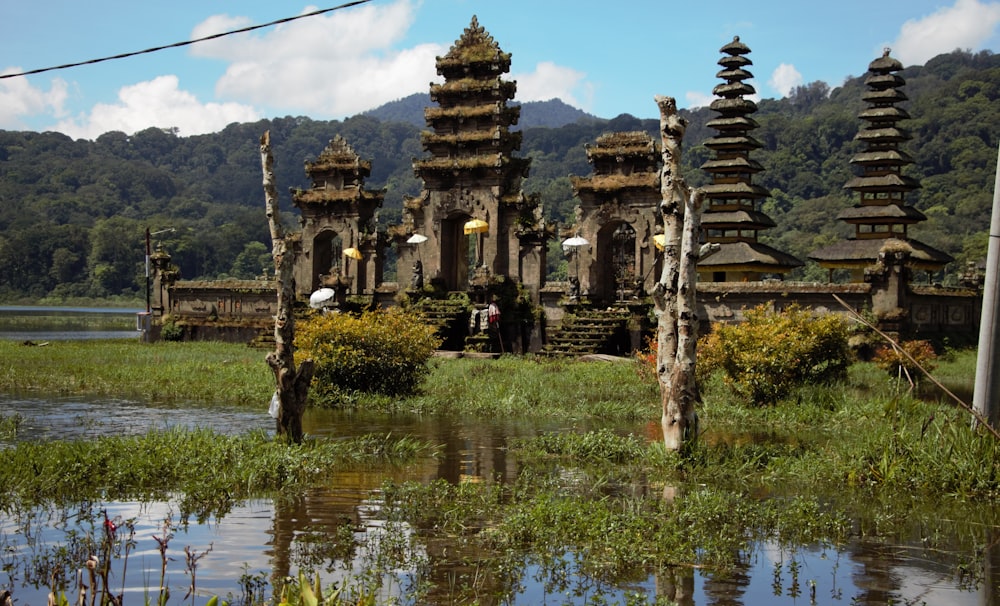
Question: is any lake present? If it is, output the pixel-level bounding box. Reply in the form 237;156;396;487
0;306;142;341
1;393;996;606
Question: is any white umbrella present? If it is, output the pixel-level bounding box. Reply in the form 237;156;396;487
562;236;589;278
309;288;336;309
406;233;428;244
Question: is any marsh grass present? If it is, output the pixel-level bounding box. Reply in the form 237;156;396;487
389;355;659;420
1;341;995;604
0;427;436;521
0;340;272;405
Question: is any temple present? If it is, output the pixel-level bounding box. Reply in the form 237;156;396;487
809;49;953;280
290;135;386;304
698;37;802;281
567;131;662;303
148;23;980;350
395;16;549;304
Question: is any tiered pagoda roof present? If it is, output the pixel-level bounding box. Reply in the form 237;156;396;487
413;16;529;186
809;49;952;273
699;36;801;277
292;136;384;207
571;131;660;194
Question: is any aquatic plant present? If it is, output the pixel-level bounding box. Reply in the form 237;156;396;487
0;427;435;521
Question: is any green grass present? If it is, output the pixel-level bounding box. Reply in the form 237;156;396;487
0;426;436;522
0;339;273;406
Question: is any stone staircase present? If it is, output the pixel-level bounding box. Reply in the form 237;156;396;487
413;296;473;351
542;308;632;357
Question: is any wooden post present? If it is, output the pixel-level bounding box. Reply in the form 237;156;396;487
260;131;314;443
653;95;704;452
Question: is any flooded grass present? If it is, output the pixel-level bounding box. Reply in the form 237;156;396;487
0;340;272;405
0;341;995;604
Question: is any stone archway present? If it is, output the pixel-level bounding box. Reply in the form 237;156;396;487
311;231;343;291
591;221;637;304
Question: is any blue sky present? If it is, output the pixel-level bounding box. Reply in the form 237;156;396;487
2;0;999;140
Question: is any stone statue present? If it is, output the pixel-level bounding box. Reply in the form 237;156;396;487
411;260;424;290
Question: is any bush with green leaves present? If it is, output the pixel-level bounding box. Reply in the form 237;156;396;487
295;307;441;403
698;303;852;405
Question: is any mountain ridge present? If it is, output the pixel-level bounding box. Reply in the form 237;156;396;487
362;93;603;129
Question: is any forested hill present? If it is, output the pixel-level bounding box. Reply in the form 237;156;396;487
0;49;997;302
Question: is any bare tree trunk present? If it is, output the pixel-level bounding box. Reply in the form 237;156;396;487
653;96;703;452
260;130;314;444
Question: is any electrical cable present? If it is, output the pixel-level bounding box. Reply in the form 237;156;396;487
0;0;372;80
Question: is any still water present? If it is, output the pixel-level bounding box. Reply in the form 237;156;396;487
0;306;142;341
0;311;996;605
1;394;995;606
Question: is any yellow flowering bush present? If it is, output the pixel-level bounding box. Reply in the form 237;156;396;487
296;307;442;401
698;304;852;406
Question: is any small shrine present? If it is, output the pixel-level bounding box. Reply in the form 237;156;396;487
396;16;549;304
290;136;386;301
809;49;952;280
699;36;801;281
567;131;662;303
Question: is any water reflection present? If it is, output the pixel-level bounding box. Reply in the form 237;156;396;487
0;394;995;605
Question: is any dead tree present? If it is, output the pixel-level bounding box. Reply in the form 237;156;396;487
260;130;314;444
653;96;708;452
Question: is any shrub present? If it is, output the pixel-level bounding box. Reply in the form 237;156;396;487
698;304;852;406
872;339;937;382
295;307;442;403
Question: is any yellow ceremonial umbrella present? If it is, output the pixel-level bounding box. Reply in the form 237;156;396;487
463;219;488;235
464;219;489;266
653;234;666;251
342;247;362;280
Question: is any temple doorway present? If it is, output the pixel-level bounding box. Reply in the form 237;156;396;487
312;231;343;291
440;216;472;292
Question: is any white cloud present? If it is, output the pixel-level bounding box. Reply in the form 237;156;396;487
891;0;1000;65
768;63;803;98
684;91;714;109
514;61;591;109
0;70;68;130
50;75;260;140
190;0;444;117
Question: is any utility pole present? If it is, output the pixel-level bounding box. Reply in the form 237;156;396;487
973;142;1000;429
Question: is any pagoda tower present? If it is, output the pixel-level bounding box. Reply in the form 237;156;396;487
699;36;801;282
569;131;662;303
291;135;385;298
810;49;952;281
400;16;546;299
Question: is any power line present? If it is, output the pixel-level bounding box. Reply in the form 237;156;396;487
0;0;373;80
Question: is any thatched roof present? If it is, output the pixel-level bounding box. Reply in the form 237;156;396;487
713;82;756;98
809;237;953;266
869;49;904;73
701;181;770;199
701;209;777;229
836;203;926;222
843;173;920;191
571;172;658;192
697;241;803;270
436;16;510;73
